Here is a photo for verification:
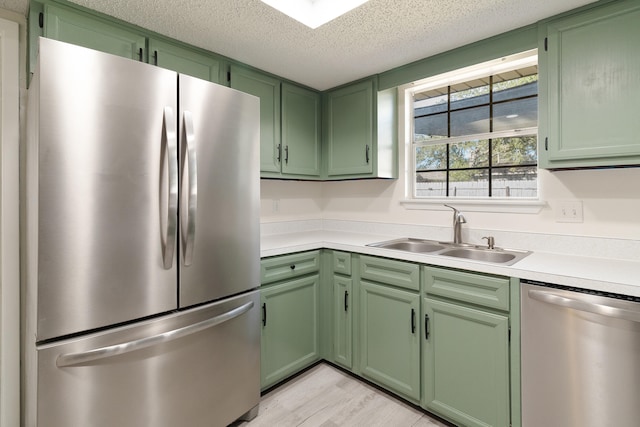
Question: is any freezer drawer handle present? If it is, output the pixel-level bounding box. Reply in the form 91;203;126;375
181;110;198;266
56;301;254;367
161;106;179;269
529;289;640;323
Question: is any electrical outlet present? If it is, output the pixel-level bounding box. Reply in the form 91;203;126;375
556;200;583;223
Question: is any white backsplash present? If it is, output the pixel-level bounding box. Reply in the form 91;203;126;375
261;219;640;262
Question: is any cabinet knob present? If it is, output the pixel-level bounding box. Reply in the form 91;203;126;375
290;264;296;270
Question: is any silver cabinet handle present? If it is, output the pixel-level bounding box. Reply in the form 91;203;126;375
529;289;640;323
181;110;198;266
57;301;254;367
162;107;178;269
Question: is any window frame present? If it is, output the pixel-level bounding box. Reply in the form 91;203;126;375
403;50;544;211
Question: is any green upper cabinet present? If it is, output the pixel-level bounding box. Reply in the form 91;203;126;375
539;0;640;169
325;79;374;176
43;3;145;61
323;78;397;179
229;65;282;174
281;83;322;176
148;38;224;83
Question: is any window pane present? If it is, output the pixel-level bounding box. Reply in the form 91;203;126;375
415;112;447;140
492;136;537;166
415;93;448;113
416;145;447;170
449;140;489;169
493;75;538;102
449;169;489;197
451;83;489;108
451;106;490;136
493;97;538;131
415;171;446;197
491;166;538;197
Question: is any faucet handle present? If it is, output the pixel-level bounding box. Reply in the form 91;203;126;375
482;236;495;250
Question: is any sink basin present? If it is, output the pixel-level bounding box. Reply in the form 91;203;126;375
367;238;531;265
438;247;530;266
367;238;445;253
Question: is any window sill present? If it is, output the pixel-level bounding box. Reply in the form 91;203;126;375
399;198;546;214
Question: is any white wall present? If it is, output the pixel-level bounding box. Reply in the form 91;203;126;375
260;87;640;241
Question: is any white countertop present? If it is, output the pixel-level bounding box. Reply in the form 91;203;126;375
261;230;640;297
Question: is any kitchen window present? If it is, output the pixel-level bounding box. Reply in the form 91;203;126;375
407;51;538;201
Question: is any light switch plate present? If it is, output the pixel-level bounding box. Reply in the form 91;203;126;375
556;200;583;223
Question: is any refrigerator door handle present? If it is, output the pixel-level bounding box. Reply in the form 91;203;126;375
162;106;179;269
181;110;198;266
56;301;254;367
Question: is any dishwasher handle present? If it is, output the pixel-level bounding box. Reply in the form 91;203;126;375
56;301;254;367
528;289;640;323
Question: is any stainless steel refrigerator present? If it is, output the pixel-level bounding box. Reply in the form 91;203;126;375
23;38;261;427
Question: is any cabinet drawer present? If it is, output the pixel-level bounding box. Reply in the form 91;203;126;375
332;251;352;275
360;255;419;291
260;251;320;285
423;266;510;311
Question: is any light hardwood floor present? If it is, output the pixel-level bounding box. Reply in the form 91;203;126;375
233;363;453;427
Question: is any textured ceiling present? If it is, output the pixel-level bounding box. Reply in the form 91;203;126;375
4;0;596;90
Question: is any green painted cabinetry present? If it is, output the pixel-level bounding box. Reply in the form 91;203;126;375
148;38;224;83
358;256;421;403
422;266;511;427
323;79;397;179
229;66;282;174
331;251;353;370
539;0;640;169
32;1;226;84
230;67;321;178
281;83;322;177
260;251;321;390
43;3;145;61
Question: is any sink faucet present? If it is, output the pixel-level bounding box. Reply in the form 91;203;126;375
444;205;466;244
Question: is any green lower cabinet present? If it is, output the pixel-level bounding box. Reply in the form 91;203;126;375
333;275;353;370
423;297;510;427
359;281;421;403
260;274;320;390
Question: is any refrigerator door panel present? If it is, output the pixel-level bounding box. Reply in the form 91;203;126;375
178;75;260;307
34;39;179;341
34;291;260;427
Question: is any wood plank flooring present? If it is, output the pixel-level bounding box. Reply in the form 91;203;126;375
232;363;453;427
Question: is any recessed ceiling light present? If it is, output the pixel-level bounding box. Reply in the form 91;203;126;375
261;0;371;29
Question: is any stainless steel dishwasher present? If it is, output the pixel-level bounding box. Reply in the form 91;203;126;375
521;281;640;427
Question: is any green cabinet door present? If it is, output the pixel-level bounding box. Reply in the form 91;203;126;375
359;281;420;403
423;297;510;427
281;83;321;176
325;79;375;176
333;275;353;370
260;274;319;390
44;4;145;61
540;0;640;168
230;66;281;174
148;38;223;83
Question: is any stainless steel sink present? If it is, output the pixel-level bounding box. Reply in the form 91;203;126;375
438;247;527;265
367;238;531;265
367;238;445;253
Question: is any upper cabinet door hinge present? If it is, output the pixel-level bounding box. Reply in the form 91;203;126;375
544;37;548;51
39;12;44;28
